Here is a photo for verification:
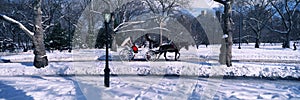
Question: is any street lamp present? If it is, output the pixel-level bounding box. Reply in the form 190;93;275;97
238;13;243;49
233;10;242;49
103;9;112;87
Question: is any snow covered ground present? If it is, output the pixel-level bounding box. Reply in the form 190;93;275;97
1;76;300;100
0;44;300;99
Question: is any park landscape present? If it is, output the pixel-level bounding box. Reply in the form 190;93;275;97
0;0;300;100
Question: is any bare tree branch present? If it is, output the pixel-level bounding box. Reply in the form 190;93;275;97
214;0;226;5
116;27;170;33
0;14;34;38
113;21;146;32
271;1;289;30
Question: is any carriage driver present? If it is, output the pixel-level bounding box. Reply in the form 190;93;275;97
144;34;155;49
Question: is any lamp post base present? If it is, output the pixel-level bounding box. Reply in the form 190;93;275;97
104;68;110;87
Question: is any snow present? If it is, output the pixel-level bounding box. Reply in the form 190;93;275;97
1;75;300;100
0;44;300;99
0;76;77;100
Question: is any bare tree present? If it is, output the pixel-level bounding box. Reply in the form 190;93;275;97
91;0;172;50
237;0;275;48
270;0;300;48
62;1;85;51
0;0;32;52
143;0;189;45
214;0;234;67
0;0;48;68
76;0;190;50
291;10;300;40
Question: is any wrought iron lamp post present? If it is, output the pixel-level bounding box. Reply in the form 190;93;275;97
234;10;243;49
238;14;242;49
103;9;112;87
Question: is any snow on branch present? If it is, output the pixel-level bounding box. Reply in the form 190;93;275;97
116;27;170;33
0;14;34;38
116;14;160;33
264;24;288;34
43;23;55;31
213;0;226;5
90;10;102;14
114;21;146;32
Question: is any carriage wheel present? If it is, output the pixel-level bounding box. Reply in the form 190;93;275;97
145;50;157;61
119;49;133;62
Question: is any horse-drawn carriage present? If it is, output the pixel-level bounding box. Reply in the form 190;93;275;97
119;45;157;61
118;37;180;62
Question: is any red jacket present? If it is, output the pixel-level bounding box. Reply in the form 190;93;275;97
132;45;138;53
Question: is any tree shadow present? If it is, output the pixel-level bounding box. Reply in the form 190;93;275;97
0;81;34;100
0;59;11;63
20;62;34;66
188;61;213;66
97;55;113;61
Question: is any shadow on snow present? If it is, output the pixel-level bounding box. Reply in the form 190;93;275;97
0;81;34;100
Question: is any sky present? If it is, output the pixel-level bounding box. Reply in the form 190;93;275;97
188;0;221;17
190;0;221;8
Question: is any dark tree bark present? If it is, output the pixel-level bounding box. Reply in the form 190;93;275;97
255;38;260;48
214;0;233;67
32;0;48;68
0;0;48;68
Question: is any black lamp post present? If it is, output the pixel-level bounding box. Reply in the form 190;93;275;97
103;9;112;87
238;14;242;49
68;20;72;53
237;11;243;49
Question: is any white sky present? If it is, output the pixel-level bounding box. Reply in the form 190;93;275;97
188;0;221;16
190;0;221;8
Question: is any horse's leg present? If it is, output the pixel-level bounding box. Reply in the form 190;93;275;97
164;51;168;61
175;51;178;61
177;51;180;60
157;52;163;60
131;54;135;60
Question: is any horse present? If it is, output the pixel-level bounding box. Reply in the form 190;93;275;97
156;43;180;61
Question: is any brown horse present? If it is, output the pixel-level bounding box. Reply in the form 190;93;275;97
156;43;180;61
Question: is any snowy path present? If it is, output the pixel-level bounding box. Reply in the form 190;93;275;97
70;76;300;99
0;74;300;99
2;73;286;100
0;76;85;100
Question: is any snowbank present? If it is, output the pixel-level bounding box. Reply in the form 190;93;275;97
0;44;300;79
0;61;299;79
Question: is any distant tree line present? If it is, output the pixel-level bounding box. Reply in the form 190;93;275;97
2;0;298;51
0;0;88;52
209;0;300;67
214;0;300;48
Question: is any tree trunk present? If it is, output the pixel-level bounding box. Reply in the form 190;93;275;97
0;0;47;68
255;37;260;48
33;0;48;68
254;31;260;48
111;36;117;52
219;1;233;67
160;21;163;45
283;32;290;48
